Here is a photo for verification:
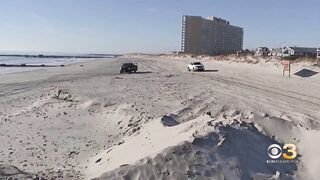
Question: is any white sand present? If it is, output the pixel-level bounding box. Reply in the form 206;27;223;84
0;55;319;179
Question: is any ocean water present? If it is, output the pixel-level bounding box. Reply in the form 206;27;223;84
0;55;112;74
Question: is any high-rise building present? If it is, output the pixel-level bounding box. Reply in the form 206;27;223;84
181;15;244;55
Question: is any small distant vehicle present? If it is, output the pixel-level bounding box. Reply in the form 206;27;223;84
120;63;138;73
187;62;205;71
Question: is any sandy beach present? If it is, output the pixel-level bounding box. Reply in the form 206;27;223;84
1;55;320;179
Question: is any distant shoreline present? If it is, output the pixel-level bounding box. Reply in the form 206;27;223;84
0;64;64;68
0;54;121;59
0;54;120;74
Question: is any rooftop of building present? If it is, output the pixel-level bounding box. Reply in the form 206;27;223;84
182;15;243;29
206;16;230;24
289;47;317;53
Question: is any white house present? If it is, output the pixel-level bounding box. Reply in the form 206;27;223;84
254;47;270;56
270;48;283;57
282;47;317;57
317;47;320;58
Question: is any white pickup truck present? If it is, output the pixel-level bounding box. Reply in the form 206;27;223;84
187;62;205;71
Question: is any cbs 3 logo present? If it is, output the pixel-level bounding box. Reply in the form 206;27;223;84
267;144;297;160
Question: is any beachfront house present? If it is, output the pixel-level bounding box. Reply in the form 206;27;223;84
270;48;283;57
254;47;270;56
282;47;317;57
317;47;320;58
237;49;253;56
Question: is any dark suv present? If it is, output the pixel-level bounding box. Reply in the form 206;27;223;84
120;63;138;73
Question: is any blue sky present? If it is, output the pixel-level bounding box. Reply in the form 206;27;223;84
0;0;319;54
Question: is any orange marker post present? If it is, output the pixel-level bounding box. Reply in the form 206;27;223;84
282;60;291;78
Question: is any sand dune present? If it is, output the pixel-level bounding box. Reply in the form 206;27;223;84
0;55;319;179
